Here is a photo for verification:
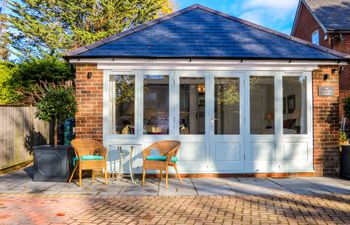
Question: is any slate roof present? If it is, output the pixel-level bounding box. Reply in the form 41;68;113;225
303;0;350;31
67;4;348;60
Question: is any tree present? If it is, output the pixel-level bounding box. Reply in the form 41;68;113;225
36;83;77;145
7;0;176;58
11;56;74;103
0;1;10;60
0;60;20;104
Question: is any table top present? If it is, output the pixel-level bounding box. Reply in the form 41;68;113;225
109;144;143;154
110;143;143;146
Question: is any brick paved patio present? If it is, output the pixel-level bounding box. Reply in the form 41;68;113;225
1;166;350;224
1;194;350;224
2;166;350;196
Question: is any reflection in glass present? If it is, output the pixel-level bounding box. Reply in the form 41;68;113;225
215;77;240;134
283;76;307;134
143;75;169;135
180;77;205;135
110;75;135;134
250;76;274;134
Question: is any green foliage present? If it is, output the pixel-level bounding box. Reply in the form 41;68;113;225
339;130;348;143
0;60;20;104
12;56;73;89
343;96;350;119
115;76;135;106
0;56;73;104
7;0;175;57
11;56;73;103
36;85;77;123
0;12;10;60
217;84;240;106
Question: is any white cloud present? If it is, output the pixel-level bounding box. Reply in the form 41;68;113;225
230;0;299;34
242;0;298;10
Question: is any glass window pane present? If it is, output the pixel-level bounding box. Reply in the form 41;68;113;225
180;77;205;135
215;77;240;134
110;75;135;134
312;30;319;45
143;75;169;135
250;76;274;135
283;76;307;134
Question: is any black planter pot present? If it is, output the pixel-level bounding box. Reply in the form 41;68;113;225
340;144;350;179
33;145;74;182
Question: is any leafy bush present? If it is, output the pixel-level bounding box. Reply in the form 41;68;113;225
0;60;21;104
339;130;348;143
12;56;73;98
36;84;77;123
36;83;77;145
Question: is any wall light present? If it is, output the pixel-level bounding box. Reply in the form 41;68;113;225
87;72;92;79
331;68;338;75
323;74;329;81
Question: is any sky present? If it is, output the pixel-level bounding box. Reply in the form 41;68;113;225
176;0;300;34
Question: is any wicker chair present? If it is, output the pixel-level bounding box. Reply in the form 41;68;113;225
69;139;108;187
142;140;182;188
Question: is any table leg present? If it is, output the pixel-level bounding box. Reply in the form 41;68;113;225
129;146;135;184
118;146;124;181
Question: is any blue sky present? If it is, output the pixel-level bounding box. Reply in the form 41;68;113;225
176;0;299;34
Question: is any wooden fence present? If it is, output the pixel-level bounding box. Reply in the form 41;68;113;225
0;105;49;170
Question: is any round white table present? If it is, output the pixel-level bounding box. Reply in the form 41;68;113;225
111;144;142;184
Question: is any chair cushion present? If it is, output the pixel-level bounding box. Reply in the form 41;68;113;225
146;155;178;162
73;155;104;166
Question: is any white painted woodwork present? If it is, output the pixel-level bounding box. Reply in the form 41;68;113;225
101;62;314;174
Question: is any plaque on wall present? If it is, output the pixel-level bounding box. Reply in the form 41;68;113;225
318;86;334;96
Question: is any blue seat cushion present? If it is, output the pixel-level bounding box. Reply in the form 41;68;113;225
73;155;104;166
146;155;178;163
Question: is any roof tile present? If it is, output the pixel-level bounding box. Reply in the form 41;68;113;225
67;4;347;60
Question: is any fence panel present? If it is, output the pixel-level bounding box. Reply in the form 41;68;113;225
0;105;49;170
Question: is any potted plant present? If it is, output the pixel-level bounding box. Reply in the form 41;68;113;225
33;83;78;181
339;130;348;146
340;97;350;179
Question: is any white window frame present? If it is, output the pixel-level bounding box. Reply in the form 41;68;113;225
103;70;139;139
281;72;312;137
312;30;320;45
141;71;174;137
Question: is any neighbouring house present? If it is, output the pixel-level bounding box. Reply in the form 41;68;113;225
291;0;350;118
66;4;349;176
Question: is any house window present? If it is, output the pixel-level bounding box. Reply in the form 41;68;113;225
110;75;135;134
282;76;307;134
250;76;274;135
143;75;169;135
215;77;240;134
312;30;319;45
179;77;205;135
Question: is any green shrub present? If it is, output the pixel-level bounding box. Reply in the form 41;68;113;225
36;84;77;145
0;60;21;104
12;56;73;99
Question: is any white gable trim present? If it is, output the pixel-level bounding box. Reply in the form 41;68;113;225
70;58;346;72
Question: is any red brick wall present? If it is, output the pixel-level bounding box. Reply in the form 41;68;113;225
75;64;103;142
293;2;350;118
330;34;350;111
293;3;328;47
313;66;340;176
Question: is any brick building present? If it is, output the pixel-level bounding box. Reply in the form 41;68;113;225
291;0;350;118
67;5;349;176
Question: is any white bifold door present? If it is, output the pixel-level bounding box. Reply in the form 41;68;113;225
176;72;245;173
208;73;245;172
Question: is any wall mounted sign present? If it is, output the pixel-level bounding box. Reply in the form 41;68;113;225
318;86;334;96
